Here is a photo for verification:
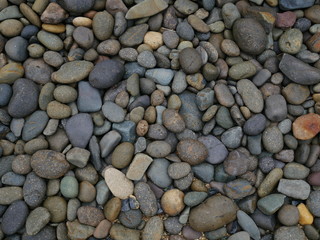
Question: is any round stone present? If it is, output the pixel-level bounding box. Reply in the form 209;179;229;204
5;36;28;62
161;189;185;216
60;176;79;198
111;142;134;169
233;18;267;55
176;139;208;165
43;196;67;223
179;48;202;74
277;205;300;226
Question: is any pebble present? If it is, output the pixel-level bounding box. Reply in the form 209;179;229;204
147;158;172;188
176;139;208;165
189;195;238;232
224;179;254;199
43;196;67;222
110;223;140;240
277;204;300;226
262;126;284;153
221;126;243;149
145;68;174;85
66;220;94;240
297;203;314;225
257;193;286;215
233;18;267;55
277;179;311;200
161;189;185;216
284;162;310;179
184;191;208;207
142;216;164;240
26;207;50;236
0;63;24;85
77;206;104;227
237;79;263;113
104;167;134;199
179;47;202;74
126;153;153;180
60;176;79;198
119;209;142;228
5;36;28;62
1;200;28;235
146;140;171;158
120;23;149;47
292;113;320;140
274;226;306;240
279;29;303;54
23;172;46;208
102;101;125;123
134;182;158;217
66;113;93;148
237;210;260;240
52;60;93;84
126;0;167;19
258;168;283;197
8;78;39;118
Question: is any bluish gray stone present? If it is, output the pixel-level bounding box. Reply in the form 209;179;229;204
100;130;122;158
257;194;286;215
265;94;287;122
251;209;276;231
179;91;203;132
1;172;25;186
8;78;39;118
216;106;234;129
2;200;29;235
145;68;174;85
0;5;23;21
279;0;315;10
192;163;214;183
147;158;172;188
96;180;109;205
196;88;214;111
77;81;102;112
124;62;146;79
277;179;310;200
221;126;243;149
57;0;95;14
5;36;28;62
176;21;194;41
184;191;208;207
0;84;12;107
89;136;102;171
247;134;262;155
243;114;266;136
66;113;93;148
102;101;125;123
112;121;136;143
23;172;46;208
0;155;14;178
237;210;261;240
22;110;49;141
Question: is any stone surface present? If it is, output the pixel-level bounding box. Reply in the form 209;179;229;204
277;179;311;200
176;139;208;165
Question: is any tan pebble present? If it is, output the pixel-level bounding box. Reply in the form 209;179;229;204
137;43;153;53
240;106;251;119
73;17;93;27
0;19;23;37
191;179;208;192
78;181;96;202
46;101;71;119
104;197;121;222
313;93;320;102
151;90;165;106
144;106;156;124
136;120;149;137
167;94;182;110
161;189;185;216
42;24;66;33
144;31;163;50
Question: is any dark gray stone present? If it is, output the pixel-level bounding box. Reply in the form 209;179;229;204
23;172;46;208
22;111;49;141
77;81;102;112
5;36;28;62
243;114;267;136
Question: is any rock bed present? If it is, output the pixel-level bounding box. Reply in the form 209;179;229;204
1;0;320;239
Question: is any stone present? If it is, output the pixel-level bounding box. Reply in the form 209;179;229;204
274;226;306;240
43;196;67;222
174;0;198;15
92;10;114;40
279;29;303;54
258;168;283;197
104;167;134;199
60;176;79;198
147;158;172;188
1;200;28;235
146;141;171;158
189;195;238;232
8;78;39;118
37;30;63;51
22;110;49;141
279;53;320;85
89;59;124;89
142;216;164;240
23;59;53;85
229;61;257;80
237;210;260;240
284;162;310;179
257;194;286;215
119;24;149;47
119;209;142;228
110;223;140;240
0;187;23;205
237;79;263;113
292;113;320;140
66;220;95;240
176;21;194;41
221;126;243;149
265;94;287;122
277;179;310;200
57;0;94;14
126;153;153;180
5;36;28;62
233;18;267;55
179;48;202;74
77;206;104;227
168;162;191;180
184;191;208;207
102;101;125;123
126;0;168;20
262;126;284;153
52;61;93;84
26;207;50;236
145;68;174;85
243;114;267;135
0;63;24;84
279;0;314;10
66;113;93;148
223;179;255;200
78;181;96;203
94;219;112;239
282;83;310;105
198;135;228;164
134;182;158;217
278;205;300;226
176;139;208;165
31;150;70;179
100;130;122;158
23;172;46;208
161;189;185;216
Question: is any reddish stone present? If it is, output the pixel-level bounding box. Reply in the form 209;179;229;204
306;32;320;53
275;11;297;28
308;172;320;186
292;113;320;140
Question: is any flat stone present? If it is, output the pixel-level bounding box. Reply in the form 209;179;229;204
279;0;315;10
292;113;320;140
257;194;286;215
277;179;310;200
145;68;174;85
110;223;140;240
119;23;149;47
0;63;24;84
146;141;171;158
224;179;255;200
66;220;95;240
237;210;260;240
102;101;125;123
104;168;134;199
237;79;263;113
229;61;257;80
147;158;172;188
189;195;238;232
126;0;168;19
0;187;23;205
126;153;153;180
134;182;158;217
37;30;63;51
23;172;46;208
100;130;122;158
198;135;228;164
22;110;49;141
177;139;208;165
142;216;164;240
77;206;105;227
274;226;306;240
52;60;93;84
184;191;208;207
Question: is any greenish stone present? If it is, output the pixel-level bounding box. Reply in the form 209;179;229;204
257;193;286;215
184;192;208;207
60;176;79;198
229;61;257;80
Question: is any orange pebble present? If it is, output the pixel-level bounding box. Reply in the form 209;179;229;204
297;203;314;225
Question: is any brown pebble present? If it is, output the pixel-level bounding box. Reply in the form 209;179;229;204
161;189;185;216
136;120;149;137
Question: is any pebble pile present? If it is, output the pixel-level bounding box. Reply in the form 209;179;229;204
1;0;320;239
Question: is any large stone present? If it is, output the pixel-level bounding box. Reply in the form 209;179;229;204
189;195;238;232
104;168;134;199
